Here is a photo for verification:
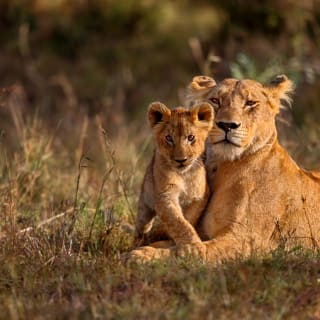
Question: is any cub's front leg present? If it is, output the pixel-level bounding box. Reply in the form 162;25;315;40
135;183;168;246
135;160;157;246
135;196;156;246
155;186;201;246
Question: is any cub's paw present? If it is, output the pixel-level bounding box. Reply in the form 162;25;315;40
176;242;207;260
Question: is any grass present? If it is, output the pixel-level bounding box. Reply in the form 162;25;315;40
1;233;320;319
0;109;320;319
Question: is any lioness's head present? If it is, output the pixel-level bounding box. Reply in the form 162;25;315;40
186;75;294;161
148;102;213;171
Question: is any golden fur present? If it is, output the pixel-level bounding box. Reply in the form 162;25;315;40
127;75;320;263
135;102;213;247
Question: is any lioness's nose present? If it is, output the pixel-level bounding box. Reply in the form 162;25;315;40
216;121;241;132
174;158;187;164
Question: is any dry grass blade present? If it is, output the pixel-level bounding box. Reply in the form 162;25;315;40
7;84;26;141
67;155;89;236
99;124;135;222
20;208;73;235
0;208;75;241
87;167;114;244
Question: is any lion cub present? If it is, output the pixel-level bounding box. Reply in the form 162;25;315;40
135;102;213;247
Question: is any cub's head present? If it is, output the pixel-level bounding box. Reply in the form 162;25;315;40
186;75;294;161
148;102;213;171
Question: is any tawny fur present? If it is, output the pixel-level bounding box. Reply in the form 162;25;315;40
127;75;320;263
135;102;213;247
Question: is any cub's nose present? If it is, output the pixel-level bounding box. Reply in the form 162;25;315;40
216;121;241;132
174;158;188;164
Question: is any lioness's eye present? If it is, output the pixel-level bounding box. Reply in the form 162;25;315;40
187;135;195;142
245;100;257;107
210;97;220;107
165;135;173;143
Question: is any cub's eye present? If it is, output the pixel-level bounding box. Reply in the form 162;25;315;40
210;97;220;107
165;135;173;143
245;100;257;107
187;135;195;142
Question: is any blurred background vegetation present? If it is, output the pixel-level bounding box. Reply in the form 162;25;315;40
1;1;320;157
1;1;320;149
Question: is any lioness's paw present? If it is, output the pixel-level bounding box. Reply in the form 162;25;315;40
122;246;171;264
122;246;155;264
176;242;207;260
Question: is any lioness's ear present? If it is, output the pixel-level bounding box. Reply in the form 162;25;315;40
185;75;216;107
265;75;294;112
190;102;214;129
148;102;171;127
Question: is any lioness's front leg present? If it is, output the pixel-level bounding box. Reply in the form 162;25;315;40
184;196;209;227
149;239;174;248
124;246;172;264
179;228;266;263
125;242;206;264
155;188;201;246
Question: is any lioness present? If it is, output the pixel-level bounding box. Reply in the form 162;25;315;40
128;74;320;263
135;102;213;247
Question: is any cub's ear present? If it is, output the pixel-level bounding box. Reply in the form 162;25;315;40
190;102;214;130
185;75;216;107
148;102;171;127
265;75;294;112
